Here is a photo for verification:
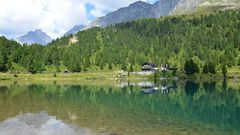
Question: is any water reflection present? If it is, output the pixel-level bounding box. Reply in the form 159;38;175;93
184;81;200;96
0;112;93;135
0;80;239;135
203;81;216;93
120;81;179;94
142;86;158;94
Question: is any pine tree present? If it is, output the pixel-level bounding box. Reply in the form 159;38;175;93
208;62;216;74
184;59;199;75
108;63;113;69
129;64;134;72
27;60;38;74
0;52;6;71
238;57;240;66
6;60;12;71
202;63;209;74
121;63;127;71
184;60;190;75
222;65;227;78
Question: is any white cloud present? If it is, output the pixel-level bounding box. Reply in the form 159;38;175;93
0;0;156;39
0;0;87;39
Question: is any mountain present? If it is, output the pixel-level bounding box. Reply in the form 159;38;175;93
47;10;240;74
88;0;183;28
171;0;240;15
18;29;52;45
89;0;240;28
89;1;153;27
64;25;86;36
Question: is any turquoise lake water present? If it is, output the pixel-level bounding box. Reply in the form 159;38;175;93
0;80;239;135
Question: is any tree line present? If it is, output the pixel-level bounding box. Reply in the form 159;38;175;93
0;10;239;75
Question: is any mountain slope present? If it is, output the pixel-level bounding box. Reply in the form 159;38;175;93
171;0;240;15
2;1;240;74
89;0;179;27
89;0;240;28
18;29;52;45
47;10;240;73
64;25;86;36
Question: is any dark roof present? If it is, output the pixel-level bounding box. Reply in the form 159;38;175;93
141;62;156;67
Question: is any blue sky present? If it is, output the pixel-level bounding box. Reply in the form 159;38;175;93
0;0;158;39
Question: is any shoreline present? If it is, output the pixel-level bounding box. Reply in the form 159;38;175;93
1;72;240;82
0;72;239;90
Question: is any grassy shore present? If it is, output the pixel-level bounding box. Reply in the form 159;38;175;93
0;71;240;90
1;69;240;83
0;71;152;86
0;72;151;80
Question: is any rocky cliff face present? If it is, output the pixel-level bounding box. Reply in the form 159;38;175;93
170;0;202;14
151;0;181;16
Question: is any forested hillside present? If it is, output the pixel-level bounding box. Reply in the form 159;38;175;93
0;37;21;72
0;10;240;74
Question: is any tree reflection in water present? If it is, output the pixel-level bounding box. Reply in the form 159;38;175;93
0;80;239;135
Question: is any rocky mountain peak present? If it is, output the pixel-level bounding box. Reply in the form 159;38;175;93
18;29;52;45
128;1;152;8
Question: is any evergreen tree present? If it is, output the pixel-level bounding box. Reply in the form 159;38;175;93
56;65;61;72
192;60;200;74
121;63;127;71
129;64;134;72
108;63;113;70
208;62;216;74
6;60;12;71
0;52;6;71
184;60;190;75
222;65;227;78
184;59;199;75
202;63;209;74
27;60;38;74
99;60;104;70
238;57;240;66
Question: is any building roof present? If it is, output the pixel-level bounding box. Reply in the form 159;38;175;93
141;62;156;67
141;62;157;71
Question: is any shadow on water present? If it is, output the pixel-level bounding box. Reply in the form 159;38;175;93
0;79;239;135
203;81;216;93
185;81;200;96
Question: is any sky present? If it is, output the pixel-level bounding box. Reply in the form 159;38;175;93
0;0;158;39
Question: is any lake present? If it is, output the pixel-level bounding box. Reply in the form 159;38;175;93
0;80;240;135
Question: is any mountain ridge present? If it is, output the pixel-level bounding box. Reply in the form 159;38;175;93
64;25;86;36
88;0;240;28
18;29;52;45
